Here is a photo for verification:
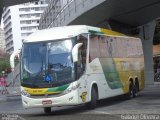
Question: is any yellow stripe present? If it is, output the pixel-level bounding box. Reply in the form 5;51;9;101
23;87;60;95
113;58;145;93
101;28;125;36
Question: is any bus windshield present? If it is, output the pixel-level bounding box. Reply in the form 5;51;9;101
21;39;75;88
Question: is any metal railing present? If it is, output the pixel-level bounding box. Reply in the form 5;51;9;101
39;0;104;29
4;63;20;96
48;0;93;28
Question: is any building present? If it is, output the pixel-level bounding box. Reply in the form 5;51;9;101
0;27;5;50
39;0;72;29
2;0;48;54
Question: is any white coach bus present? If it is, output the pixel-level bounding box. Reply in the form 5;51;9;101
20;25;144;113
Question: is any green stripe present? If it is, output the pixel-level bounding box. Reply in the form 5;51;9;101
47;84;70;93
89;30;104;35
99;58;123;89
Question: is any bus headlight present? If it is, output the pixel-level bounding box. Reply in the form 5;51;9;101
21;90;30;97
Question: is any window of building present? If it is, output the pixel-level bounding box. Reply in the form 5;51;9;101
35;7;40;11
20;20;32;24
21;26;38;31
35;2;38;5
20;14;31;18
21;33;32;36
19;8;25;11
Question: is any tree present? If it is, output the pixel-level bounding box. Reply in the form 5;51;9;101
0;48;11;75
0;58;11;75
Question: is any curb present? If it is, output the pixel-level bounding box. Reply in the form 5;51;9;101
0;96;7;102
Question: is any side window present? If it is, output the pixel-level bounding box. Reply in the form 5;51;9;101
77;34;87;78
89;35;130;60
89;35;143;60
89;35;110;62
89;35;101;62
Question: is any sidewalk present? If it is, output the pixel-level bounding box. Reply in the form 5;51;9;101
0;94;21;102
0;86;21;102
0;95;7;102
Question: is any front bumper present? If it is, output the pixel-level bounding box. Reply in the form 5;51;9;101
22;89;79;108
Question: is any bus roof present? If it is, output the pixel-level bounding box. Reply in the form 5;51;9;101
23;25;128;43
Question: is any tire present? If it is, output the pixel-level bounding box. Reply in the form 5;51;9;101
133;84;138;97
154;74;160;82
126;82;134;99
133;80;139;97
86;87;98;109
158;75;160;81
44;107;51;114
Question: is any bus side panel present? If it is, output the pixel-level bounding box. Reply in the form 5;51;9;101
109;36;145;93
113;58;145;94
86;58;124;101
88;34;144;100
99;58;123;90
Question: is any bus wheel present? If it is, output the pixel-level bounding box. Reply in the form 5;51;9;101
44;107;51;114
126;82;134;99
87;87;98;109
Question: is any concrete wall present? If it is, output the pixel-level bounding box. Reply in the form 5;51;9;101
138;21;156;85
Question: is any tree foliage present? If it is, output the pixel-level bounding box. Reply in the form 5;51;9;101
0;48;11;75
0;58;11;75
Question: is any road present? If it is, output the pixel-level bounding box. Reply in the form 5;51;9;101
0;85;160;120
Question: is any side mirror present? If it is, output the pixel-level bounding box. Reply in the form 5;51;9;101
10;49;21;71
72;43;83;62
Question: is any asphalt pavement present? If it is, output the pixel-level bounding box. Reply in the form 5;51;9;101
0;84;160;120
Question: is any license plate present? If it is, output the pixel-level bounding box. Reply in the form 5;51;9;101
42;100;52;105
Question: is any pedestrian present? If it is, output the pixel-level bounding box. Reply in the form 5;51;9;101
0;75;8;95
0;75;3;94
154;62;160;82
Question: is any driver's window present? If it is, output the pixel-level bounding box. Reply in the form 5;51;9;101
77;34;87;78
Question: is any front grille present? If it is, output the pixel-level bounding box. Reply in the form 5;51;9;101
29;92;65;99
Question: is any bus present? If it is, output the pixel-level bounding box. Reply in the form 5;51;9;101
20;25;145;113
